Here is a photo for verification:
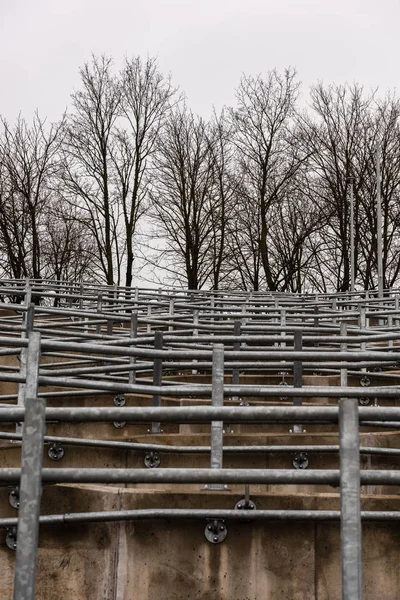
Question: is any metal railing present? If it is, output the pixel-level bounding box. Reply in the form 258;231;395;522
1;279;400;599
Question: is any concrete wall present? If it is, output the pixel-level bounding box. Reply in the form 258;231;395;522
1;487;400;599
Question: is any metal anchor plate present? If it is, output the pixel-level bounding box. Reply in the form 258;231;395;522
144;452;161;468
205;520;227;544
9;487;19;509
293;452;309;469
6;527;17;551
359;397;370;405
48;442;65;461
113;394;126;407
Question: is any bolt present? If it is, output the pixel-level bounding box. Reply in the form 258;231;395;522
213;536;218;542
250;504;254;510
207;524;212;530
219;526;225;531
13;543;16;549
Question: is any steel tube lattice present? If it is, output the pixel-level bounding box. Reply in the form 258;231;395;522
0;279;399;598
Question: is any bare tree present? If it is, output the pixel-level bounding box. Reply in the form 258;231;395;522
229;68;308;291
149;107;217;289
205;110;237;289
224;179;264;291
117;56;178;287
62;55;122;285
266;178;327;292
301;83;375;291
0;113;64;280
41;198;98;284
356;96;400;290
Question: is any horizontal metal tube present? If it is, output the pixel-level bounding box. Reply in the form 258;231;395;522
0;468;399;484
34;376;400;398
0;405;400;423
36;338;400;361
1;432;400;456
1;509;400;529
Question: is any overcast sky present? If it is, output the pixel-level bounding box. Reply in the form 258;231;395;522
1;0;399;123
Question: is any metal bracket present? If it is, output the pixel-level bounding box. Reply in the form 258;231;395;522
235;484;256;521
48;442;65;461
359;397;370;406
113;394;126;407
6;527;17;551
205;520;227;544
144;452;161;468
235;498;256;510
360;376;370;387
9;487;20;509
292;424;303;433
279;372;289;401
113;394;126;428
293;452;309;469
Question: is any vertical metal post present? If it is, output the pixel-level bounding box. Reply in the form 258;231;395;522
96;294;103;335
388;315;393;348
241;303;247;326
359;307;367;374
147;305;152;334
134;287;139;311
314;306;319;348
350;181;355;293
210;344;224;490
168;297;175;332
13;331;45;600
340;322;348;388
376;142;384;298
274;299;279;324
129;312;138;385
280;309;286;348
151;330;163;434
232;321;240;401
79;283;84;312
192;309;199;375
313;305;319;328
25;304;35;336
358;306;366;330
339;397;362;600
17;304;35;435
332;297;337;325
25;278;32;307
210;294;215;327
107;317;113;336
113;284;119;321
293;331;303;433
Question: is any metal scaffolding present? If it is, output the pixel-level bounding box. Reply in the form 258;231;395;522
1;278;400;598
